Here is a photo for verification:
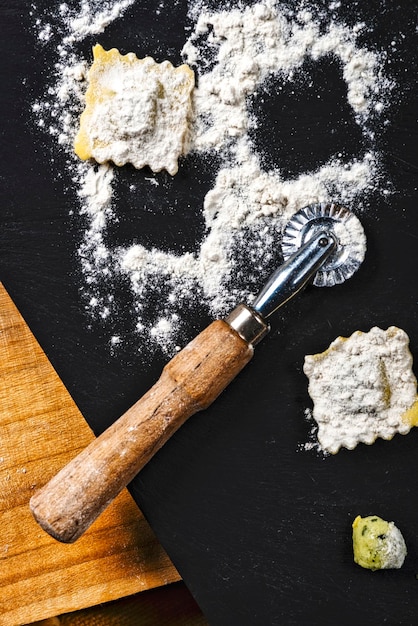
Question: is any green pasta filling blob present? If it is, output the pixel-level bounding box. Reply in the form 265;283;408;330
352;515;407;571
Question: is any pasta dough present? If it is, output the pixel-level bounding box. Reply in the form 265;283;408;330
304;326;418;453
352;515;407;570
74;44;194;175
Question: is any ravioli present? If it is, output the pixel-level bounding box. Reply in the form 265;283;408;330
74;44;195;175
352;515;407;570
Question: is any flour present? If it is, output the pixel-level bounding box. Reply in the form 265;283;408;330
29;0;395;356
78;163;115;292
303;327;418;454
182;1;388;153
33;1;136;44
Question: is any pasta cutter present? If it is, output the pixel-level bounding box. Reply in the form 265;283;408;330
30;202;366;543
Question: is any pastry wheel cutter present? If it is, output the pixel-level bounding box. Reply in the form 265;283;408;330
30;202;366;543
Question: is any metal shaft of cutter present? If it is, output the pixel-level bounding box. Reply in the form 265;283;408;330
252;230;337;319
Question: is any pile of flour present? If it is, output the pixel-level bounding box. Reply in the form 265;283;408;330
30;0;394;355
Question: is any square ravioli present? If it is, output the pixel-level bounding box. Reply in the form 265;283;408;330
74;44;194;175
303;326;418;453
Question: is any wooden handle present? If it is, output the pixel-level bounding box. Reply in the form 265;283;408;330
30;320;253;543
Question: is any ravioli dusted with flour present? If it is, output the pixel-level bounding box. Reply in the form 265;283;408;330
74;44;194;175
303;326;418;454
352;515;407;571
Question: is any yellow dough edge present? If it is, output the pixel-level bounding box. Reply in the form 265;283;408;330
74;44;111;160
402;397;418;426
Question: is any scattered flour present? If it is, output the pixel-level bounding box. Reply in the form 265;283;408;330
303;327;418;454
29;0;395;356
182;1;387;151
33;0;136;44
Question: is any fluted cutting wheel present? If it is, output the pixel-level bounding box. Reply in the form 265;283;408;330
282;203;366;287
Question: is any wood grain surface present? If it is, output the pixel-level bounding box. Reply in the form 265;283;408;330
0;283;180;626
32;582;208;626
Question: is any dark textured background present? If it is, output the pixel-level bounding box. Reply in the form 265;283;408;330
1;1;418;624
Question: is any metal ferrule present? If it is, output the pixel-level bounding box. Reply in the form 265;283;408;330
225;230;337;347
252;230;337;319
225;303;270;346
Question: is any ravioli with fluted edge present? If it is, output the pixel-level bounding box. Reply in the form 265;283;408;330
303;326;418;453
74;44;195;175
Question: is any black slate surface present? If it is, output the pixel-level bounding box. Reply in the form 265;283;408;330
1;1;418;624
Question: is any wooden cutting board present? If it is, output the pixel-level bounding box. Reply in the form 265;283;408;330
0;283;180;626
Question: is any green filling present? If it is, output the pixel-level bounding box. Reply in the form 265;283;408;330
352;515;391;571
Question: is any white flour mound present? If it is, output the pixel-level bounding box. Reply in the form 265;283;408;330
303;327;418;454
30;0;394;355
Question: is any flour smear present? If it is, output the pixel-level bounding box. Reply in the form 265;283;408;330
30;0;395;357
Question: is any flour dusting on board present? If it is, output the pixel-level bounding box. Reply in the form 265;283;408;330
29;0;395;357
